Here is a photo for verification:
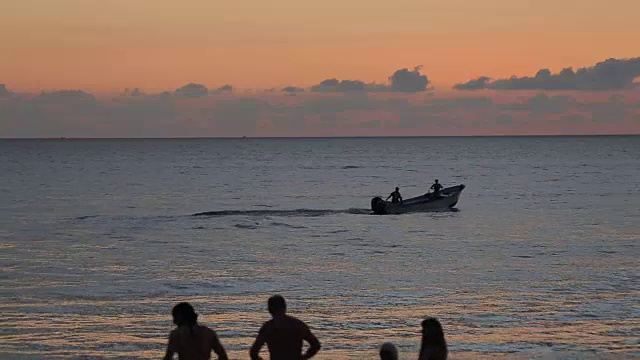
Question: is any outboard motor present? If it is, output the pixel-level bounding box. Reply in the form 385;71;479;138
370;196;387;215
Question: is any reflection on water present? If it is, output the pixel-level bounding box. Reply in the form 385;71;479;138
2;290;638;359
1;137;639;359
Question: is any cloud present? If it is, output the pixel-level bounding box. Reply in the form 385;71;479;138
500;93;576;114
298;93;382;114
210;97;269;135
0;84;14;98
588;95;628;123
364;83;389;92
354;119;381;128
307;67;430;93
454;57;640;91
1;90;99;137
121;88;145;97
282;86;305;93
101;96;182;137
392;108;427;128
311;79;366;92
429;97;494;111
453;76;491;90
389;66;430;92
29;90;98;115
557;114;588;125
267;93;392;130
175;83;208;97
495;114;514;124
35;90;96;103
2;87;639;138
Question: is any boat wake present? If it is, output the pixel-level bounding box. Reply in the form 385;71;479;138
193;208;371;217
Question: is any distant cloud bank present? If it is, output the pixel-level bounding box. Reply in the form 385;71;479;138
1;58;639;137
175;83;209;97
454;57;640;91
310;66;430;93
171;83;233;97
1;84;15;98
282;86;305;93
1;82;638;137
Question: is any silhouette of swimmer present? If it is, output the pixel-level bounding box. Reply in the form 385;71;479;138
379;342;399;360
386;187;403;204
163;302;229;360
430;180;443;197
250;295;321;360
418;318;448;360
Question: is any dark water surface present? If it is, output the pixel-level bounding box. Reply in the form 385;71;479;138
1;136;638;359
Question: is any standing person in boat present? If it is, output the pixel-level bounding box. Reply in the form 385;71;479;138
418;317;448;360
430;180;443;197
386;187;403;204
250;295;321;360
163;302;229;360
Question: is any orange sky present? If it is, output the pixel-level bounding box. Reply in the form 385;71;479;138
1;0;639;92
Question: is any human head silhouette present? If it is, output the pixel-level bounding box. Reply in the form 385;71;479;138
379;342;398;360
421;317;446;346
395;187;399;191
268;295;287;315
435;179;439;183
172;302;198;327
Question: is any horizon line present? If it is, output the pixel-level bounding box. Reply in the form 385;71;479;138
1;134;638;140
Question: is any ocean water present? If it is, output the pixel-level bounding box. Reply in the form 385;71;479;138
0;136;638;360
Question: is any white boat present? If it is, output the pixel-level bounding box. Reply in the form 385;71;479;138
370;184;465;215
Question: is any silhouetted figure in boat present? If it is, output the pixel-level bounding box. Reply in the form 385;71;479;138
163;302;228;360
379;342;399;360
430;180;443;197
250;295;321;360
386;187;403;204
418;318;448;360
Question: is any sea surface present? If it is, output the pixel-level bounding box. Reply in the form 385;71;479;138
0;136;639;360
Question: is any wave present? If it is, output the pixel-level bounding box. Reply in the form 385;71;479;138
192;208;371;217
269;222;308;229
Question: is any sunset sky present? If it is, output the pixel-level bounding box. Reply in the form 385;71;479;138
2;0;639;91
1;0;639;137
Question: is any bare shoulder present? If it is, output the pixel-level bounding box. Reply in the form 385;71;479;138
197;324;217;336
262;319;275;327
285;315;310;329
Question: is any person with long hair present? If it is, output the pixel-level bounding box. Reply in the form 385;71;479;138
163;302;228;360
418;318;447;360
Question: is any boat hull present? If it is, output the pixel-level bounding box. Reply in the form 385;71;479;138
371;184;465;215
